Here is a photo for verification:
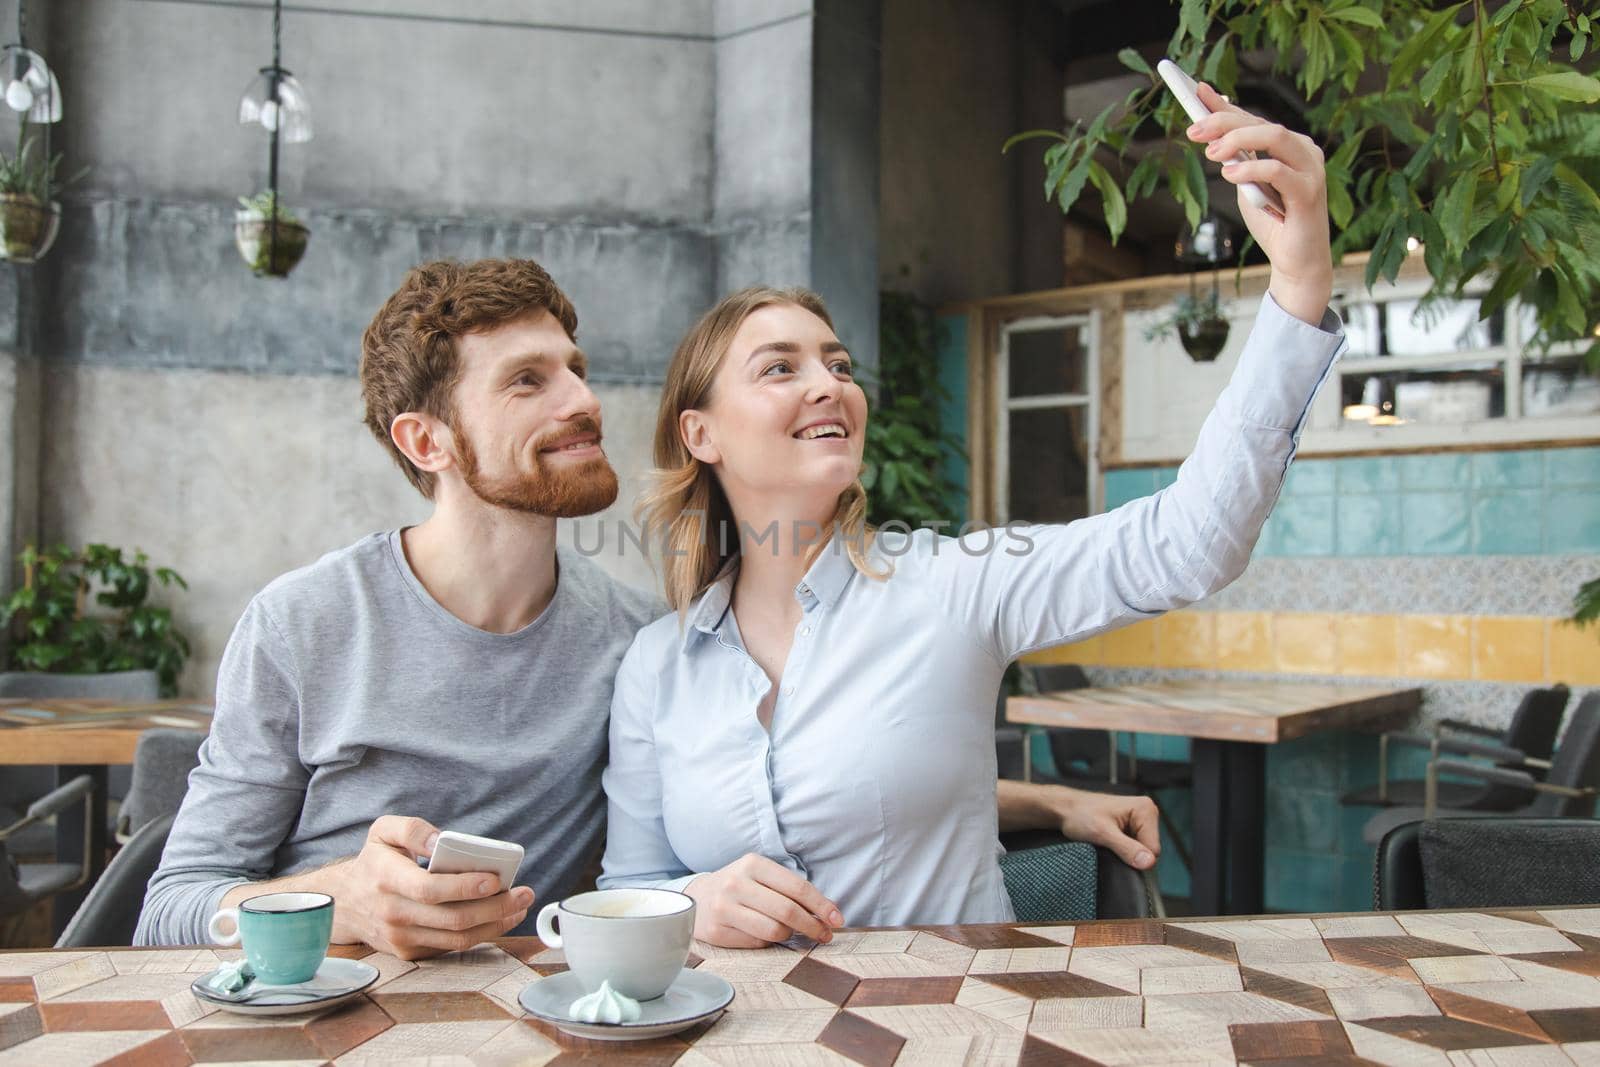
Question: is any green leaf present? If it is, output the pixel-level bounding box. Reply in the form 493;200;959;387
1525;72;1600;102
1116;48;1151;76
1087;161;1129;243
1002;128;1068;154
1055;155;1094;215
1178;0;1208;45
1390;3;1466;89
1490;0;1522;27
1435;168;1478;250
1182;147;1209;230
1325;5;1384;28
1520;155;1556;209
1554;162;1600;215
1419;55;1453;105
1327;170;1355;229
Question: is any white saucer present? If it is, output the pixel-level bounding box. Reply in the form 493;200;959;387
191;956;380;1016
519;967;733;1041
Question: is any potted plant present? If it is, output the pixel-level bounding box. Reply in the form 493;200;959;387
0;543;191;697
1143;289;1231;362
234;190;309;277
0;133;80;264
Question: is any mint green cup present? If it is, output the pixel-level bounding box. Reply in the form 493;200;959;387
208;891;334;985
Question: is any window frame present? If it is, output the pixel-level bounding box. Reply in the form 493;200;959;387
994;311;1101;523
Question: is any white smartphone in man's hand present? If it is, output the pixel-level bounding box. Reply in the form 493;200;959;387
1157;59;1285;218
425;830;525;892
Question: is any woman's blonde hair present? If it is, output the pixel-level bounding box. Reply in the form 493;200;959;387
638;286;881;613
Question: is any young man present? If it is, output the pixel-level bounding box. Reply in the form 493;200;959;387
137;258;1159;958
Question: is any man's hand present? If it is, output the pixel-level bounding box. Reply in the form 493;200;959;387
219;815;534;961
1051;789;1160;871
335;816;535;959
997;780;1161;870
683;854;844;948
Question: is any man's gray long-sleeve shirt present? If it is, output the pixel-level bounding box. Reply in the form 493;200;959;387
135;531;662;946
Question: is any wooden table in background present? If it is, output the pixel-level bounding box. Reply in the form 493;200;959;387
0;699;214;936
3;908;1599;1063
1007;680;1422;917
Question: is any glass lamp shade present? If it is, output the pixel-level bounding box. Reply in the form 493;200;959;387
238;67;313;143
1174;214;1236;267
0;46;61;123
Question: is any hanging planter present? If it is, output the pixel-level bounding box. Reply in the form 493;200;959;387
1177;305;1230;363
1144;290;1231;363
0;191;55;262
234;192;308;277
233;0;313;279
0;0;71;265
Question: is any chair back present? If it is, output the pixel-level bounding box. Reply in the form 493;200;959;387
55;813;176;948
1504;685;1570;764
118;730;205;837
1532;693;1600;817
1376;817;1600;910
1021;665;1109;777
0;670;161;700
998;829;1152;920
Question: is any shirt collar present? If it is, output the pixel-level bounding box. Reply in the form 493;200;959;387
679;536;859;649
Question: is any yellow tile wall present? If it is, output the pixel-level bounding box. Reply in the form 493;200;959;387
1472;617;1546;683
1337;614;1400;678
1022;609;1593;685
1399;616;1472;679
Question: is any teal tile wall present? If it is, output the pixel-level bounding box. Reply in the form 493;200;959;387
1056;447;1599;912
1115;445;1600;556
1130;728;1441;911
933;313;970;517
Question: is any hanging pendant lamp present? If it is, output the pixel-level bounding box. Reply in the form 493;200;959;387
234;0;312;278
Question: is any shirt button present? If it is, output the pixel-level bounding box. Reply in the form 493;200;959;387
799;625;811;637
797;584;810;596
783;685;795;696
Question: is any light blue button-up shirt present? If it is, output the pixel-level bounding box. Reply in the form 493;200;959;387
600;295;1346;927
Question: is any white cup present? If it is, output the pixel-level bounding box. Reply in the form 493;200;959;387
536;888;694;1000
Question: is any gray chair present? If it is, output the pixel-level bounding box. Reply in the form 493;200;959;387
56;813;175;948
0;775;95;946
1020;664;1194;879
999;829;1155;920
1363;693;1600;844
1343;685;1569;810
1375;817;1600;910
115;729;204;840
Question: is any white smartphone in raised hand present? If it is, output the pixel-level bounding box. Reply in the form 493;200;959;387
425;830;525;892
1157;59;1285;218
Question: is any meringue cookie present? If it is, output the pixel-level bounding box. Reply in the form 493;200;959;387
569;979;642;1024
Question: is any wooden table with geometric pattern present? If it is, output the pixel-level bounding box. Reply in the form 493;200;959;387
1008;681;1423;918
4;907;1599;1064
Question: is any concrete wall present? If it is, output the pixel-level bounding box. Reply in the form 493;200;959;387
13;0;882;694
878;0;1064;306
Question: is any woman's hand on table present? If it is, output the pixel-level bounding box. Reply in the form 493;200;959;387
1184;81;1333;327
684;853;844;948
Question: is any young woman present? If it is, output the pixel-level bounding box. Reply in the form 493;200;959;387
600;85;1346;947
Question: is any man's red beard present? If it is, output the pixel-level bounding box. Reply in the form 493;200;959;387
452;414;620;518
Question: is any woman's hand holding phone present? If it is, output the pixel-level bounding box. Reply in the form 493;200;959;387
1183;81;1334;327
